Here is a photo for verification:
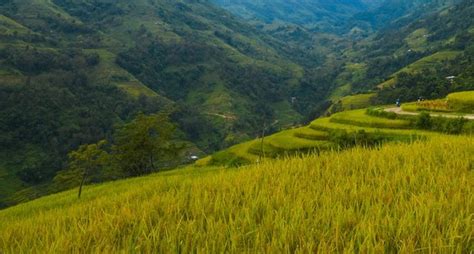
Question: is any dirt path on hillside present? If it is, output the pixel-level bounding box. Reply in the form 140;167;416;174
385;107;474;120
204;113;237;120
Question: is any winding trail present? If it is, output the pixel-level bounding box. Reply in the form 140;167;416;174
384;107;474;120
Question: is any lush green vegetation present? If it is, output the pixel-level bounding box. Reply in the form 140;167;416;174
0;0;333;207
1;136;472;252
346;0;474;103
328;93;375;114
330;109;411;129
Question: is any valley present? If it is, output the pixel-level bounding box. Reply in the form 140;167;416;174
0;0;473;252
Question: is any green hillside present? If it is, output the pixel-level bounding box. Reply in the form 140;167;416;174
0;135;472;252
332;0;474;107
328;93;376;113
199;90;474;166
376;50;462;89
348;0;461;34
0;0;336;207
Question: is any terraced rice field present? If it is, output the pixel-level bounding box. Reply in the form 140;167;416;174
448;91;474;113
199;91;473;166
402;91;474;114
198;108;438;166
1;136;472;253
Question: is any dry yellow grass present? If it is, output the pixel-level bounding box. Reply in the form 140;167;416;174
0;136;473;253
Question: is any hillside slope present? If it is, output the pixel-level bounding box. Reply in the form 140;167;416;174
334;0;474;102
349;0;461;34
0;136;472;252
1;0;311;136
199;90;474;166
0;0;332;207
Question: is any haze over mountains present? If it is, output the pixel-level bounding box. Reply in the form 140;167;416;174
212;0;375;31
0;0;473;207
211;0;461;34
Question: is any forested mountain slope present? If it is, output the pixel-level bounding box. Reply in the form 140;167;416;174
332;0;474;104
348;0;461;34
0;0;335;207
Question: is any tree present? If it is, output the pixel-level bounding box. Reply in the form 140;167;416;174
113;113;176;176
67;140;109;198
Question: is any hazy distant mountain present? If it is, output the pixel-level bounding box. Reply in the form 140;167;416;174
211;0;377;32
349;0;462;32
212;0;461;34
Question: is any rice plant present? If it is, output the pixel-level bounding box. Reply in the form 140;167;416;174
0;136;472;253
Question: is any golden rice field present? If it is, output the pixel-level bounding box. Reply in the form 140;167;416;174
200;108;439;166
448;91;474;113
402;99;451;113
1;136;473;253
402;90;474;113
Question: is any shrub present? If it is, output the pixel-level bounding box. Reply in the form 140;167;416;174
415;112;432;129
366;108;398;119
430;117;469;134
329;129;386;148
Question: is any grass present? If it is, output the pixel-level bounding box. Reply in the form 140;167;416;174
270;101;303;128
377;51;462;89
331;93;376;112
447;91;474;113
0;15;30;35
310;116;431;138
292;127;328;140
330;109;411;129
209;140;259;166
330;83;352;100
0;146;50;207
405;28;428;52
395;51;462;75
199;89;474;166
247;128;334;157
84;49;166;99
200;106;440;166
331;63;367;100
0;136;472;252
377;78;396;89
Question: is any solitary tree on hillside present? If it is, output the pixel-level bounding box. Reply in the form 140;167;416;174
67;140;109;199
113;113;176;176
